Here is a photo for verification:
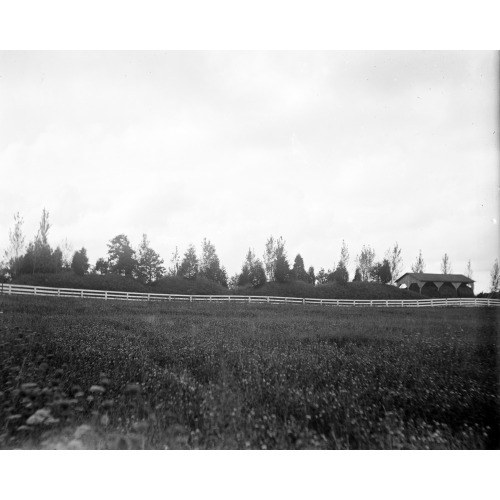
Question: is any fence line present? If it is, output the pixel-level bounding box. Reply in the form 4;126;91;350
1;283;499;308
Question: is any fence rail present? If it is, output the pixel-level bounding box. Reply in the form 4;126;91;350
1;283;499;308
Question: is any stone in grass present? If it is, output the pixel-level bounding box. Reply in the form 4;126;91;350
124;384;141;396
74;424;93;440
89;385;106;394
26;408;59;426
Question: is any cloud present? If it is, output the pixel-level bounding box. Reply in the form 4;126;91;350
0;51;497;291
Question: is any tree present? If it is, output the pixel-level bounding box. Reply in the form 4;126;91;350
490;259;500;293
30;208;53;274
465;259;473;280
291;254;309;282
52;246;63;273
263;236;276;281
307;266;316;285
179;244;198;279
353;267;362;282
329;262;349;283
339;240;350;269
3;212;25;279
198;238;227;286
356;245;375;281
168;246;181;277
94;258;109;275
71;248;90;276
370;259;392;284
274;238;290;283
136;234;165;284
316;268;329;285
238;249;266;288
386;242;403;284
60;238;74;271
411;250;425;273
441;253;452;274
107;234;137;277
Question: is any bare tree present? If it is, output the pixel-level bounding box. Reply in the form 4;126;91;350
339;240;349;268
59;237;74;270
411;250;425;273
441;253;452;274
490;259;500;293
263;236;276;281
465;259;473;279
168;246;181;276
356;245;375;281
3;212;25;278
386;242;403;284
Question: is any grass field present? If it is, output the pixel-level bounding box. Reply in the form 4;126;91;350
0;295;498;449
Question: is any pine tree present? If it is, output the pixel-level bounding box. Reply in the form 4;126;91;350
71;248;90;276
107;234;137;277
136;234;165;283
179;244;199;279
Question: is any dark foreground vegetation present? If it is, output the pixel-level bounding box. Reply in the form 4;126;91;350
0;295;498;449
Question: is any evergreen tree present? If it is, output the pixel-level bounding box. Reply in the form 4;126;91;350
353;267;362;282
330;261;349;283
274;238;290;283
238;249;266;288
107;234;137;277
307;266;316;285
199;238;227;286
179;244;199;279
136;234;165;283
71;248;90;276
291;254;308;282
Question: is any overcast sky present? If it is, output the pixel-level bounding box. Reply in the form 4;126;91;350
0;51;498;292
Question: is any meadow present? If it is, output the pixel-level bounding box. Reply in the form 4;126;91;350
0;295;498;449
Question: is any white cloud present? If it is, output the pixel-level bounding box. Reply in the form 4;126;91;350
0;51;497;292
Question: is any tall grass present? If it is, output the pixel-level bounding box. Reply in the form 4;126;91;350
0;296;497;449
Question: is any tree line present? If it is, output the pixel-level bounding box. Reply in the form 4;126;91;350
1;209;499;293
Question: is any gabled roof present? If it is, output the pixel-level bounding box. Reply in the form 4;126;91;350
395;273;474;284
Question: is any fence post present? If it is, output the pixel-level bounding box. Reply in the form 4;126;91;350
320;299;323;306
385;300;388;307
81;290;84;299
34;287;37;295
58;289;60;297
147;294;150;301
190;295;193;303
248;296;251;303
303;298;305;305
488;299;491;307
267;296;270;303
126;293;129;301
105;291;108;300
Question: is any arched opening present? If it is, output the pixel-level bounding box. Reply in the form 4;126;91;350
439;282;457;298
421;282;440;297
457;283;474;297
409;283;420;294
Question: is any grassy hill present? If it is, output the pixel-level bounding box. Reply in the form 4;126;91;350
235;280;424;300
12;272;426;300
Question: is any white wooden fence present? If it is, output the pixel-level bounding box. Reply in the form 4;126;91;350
1;283;499;308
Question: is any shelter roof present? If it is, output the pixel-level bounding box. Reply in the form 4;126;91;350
395;273;474;284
